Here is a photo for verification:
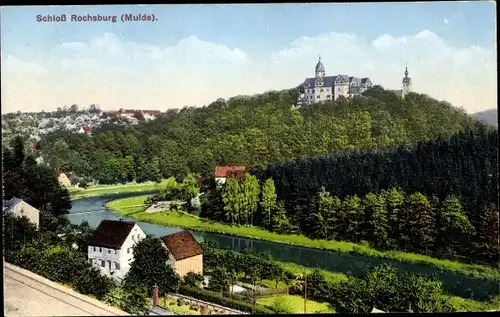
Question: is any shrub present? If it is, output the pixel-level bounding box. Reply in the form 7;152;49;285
179;286;275;314
74;266;115;299
270;297;295;314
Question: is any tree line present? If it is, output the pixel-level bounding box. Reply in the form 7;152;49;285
36;87;484;184
200;172;498;267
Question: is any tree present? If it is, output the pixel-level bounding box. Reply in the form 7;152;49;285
365;193;389;249
3;214;39;256
123;236;181;296
437;196;475;256
381;188;405;248
342;195;363;242
74;266;114;299
475;203;500;264
310;187;335;239
103;286;150;315
240;173;260;226
208;266;231;293
271;201;290;234
221;178;241;225
400;192;436;253
259;178;277;229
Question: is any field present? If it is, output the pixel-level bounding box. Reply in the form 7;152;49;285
105;195;500;279
69;180;167;199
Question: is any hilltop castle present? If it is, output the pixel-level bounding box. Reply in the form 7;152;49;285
297;57;413;106
297;56;373;106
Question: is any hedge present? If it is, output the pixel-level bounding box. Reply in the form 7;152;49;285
178;286;276;314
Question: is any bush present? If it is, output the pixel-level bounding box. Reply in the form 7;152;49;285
179;285;275;314
74;266;115;299
183;272;205;288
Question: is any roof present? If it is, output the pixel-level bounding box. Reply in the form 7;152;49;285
161;231;203;261
214;166;246;178
3;197;24;214
82;126;92;133
303;75;372;89
91;220;136;249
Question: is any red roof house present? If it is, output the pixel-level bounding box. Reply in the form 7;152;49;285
161;231;203;278
82;126;92;134
214;166;246;180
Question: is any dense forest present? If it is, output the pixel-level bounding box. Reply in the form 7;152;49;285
37;86;485;184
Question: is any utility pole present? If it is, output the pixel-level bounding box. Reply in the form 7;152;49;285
304;268;307;314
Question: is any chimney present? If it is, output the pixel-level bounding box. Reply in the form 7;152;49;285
152;285;159;306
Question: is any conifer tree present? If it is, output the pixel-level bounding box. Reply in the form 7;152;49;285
401;192;436;253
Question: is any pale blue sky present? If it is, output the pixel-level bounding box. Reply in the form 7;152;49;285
1;3;497;113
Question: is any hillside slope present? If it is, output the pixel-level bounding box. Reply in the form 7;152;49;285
38;86;485;183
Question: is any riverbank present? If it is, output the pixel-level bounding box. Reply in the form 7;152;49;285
69;181;166;200
105;195;500;280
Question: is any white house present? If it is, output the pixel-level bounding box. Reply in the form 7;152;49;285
2;198;40;229
88;220;146;280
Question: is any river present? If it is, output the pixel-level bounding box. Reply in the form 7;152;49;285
67;192;498;300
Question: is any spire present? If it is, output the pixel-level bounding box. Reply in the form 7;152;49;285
404;62;409;77
319;55;321;62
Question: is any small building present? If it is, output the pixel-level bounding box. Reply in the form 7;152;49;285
88;220;146;280
3;198;40;229
214;166;246;185
161;231;203;279
78;126;92;134
55;169;71;188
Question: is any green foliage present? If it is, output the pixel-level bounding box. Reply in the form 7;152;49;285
259;178;277;229
3;214;39;255
103;286;150;315
438;196;476;256
329;265;455;313
179;285;276;314
74;266;114;299
123;236;181;295
183;272;205;288
207;267;231;293
269;296;295;314
474;203;500;264
2;136;71;217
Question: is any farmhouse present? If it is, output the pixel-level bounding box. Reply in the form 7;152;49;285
2;198;40;229
88;219;146;280
214;166;246;185
161;231;203;278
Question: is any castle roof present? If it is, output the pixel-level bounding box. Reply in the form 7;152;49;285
315;57;325;73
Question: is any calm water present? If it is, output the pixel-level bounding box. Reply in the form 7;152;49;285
68;192;499;300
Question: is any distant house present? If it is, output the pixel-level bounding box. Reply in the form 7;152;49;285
88;220;146;280
3;198;40;229
55;169;71;188
161;231;203;278
78;126;92;134
214;166;246;185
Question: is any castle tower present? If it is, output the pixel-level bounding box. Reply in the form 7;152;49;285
402;63;412;97
315;55;325;78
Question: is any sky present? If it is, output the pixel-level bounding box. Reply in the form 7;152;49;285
1;2;497;114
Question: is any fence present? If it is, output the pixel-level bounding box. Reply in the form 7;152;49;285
162;293;248;315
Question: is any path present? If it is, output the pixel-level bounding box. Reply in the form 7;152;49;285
4;262;129;316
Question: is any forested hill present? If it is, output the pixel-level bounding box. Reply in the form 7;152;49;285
39;86;486;184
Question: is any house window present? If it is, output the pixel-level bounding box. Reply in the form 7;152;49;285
320;89;324;92
115;262;120;270
108;249;111;254
312;89;315;93
101;260;105;267
127;248;131;254
108;261;112;270
317;96;320;99
99;247;102;253
93;247;96;252
115;250;118;255
88;258;93;264
326;95;331;99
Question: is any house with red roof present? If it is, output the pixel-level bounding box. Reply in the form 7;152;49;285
161;231;203;278
88;219;146;280
78;126;92;134
214;166;246;185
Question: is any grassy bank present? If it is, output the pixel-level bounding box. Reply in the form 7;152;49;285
69;180;167;200
256;295;335;314
105;195;500;279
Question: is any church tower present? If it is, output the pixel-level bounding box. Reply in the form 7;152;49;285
402;63;412;97
315;56;325;78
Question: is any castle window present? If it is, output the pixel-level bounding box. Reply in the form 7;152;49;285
317;95;320;99
326;95;331;99
312;89;315;93
320;89;324;92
